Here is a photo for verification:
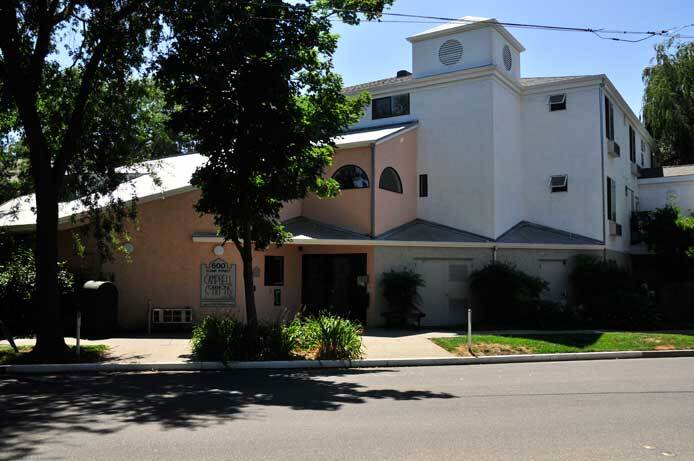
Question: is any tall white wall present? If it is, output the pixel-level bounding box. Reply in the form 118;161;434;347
522;84;604;242
602;88;647;251
492;80;525;237
639;177;694;216
414;78;496;237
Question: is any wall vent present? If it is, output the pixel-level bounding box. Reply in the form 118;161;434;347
439;39;463;65
503;45;512;71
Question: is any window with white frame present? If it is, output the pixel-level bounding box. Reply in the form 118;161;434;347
372;94;410;120
550;175;568;193
548;94;566;111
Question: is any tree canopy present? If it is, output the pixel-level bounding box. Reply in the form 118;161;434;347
643;39;694;165
158;0;390;331
0;1;172;358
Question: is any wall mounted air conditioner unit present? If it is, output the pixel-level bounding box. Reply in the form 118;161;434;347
607;140;621;158
151;307;193;325
609;221;622;236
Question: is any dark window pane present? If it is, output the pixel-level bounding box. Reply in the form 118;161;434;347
391;94;410;116
372;97;391;119
419;174;428;197
379;167;403;193
549;94;566;111
264;256;284;286
333;165;370;189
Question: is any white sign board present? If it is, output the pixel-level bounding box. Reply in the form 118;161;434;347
200;258;236;307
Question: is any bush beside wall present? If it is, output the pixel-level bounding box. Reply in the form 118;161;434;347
191;313;363;362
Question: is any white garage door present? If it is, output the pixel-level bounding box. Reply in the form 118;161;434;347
415;259;471;326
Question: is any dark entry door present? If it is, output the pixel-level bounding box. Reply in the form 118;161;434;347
301;253;368;325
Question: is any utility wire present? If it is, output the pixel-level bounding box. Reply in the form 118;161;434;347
239;1;694;42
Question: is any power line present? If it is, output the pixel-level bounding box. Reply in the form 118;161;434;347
238;1;694;42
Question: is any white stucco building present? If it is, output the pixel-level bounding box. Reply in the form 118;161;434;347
3;17;680;329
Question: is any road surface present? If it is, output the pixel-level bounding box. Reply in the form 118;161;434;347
2;358;694;460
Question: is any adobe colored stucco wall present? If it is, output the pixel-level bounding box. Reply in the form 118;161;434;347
374;129;417;236
301;146;372;235
60;190;303;329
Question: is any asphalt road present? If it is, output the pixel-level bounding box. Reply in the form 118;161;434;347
2;358;694;460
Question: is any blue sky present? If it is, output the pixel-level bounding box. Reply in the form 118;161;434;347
330;0;694;115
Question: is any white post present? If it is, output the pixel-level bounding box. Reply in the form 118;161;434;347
76;310;81;357
467;308;472;349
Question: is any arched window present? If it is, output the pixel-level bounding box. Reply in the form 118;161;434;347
379;167;403;193
332;165;370;190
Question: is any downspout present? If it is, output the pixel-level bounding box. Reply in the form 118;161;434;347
370;142;376;238
492;245;497;263
599;81;607;245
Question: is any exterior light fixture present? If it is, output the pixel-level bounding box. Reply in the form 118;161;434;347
213;245;225;256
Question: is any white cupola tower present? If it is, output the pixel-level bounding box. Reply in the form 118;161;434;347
406;16;525;81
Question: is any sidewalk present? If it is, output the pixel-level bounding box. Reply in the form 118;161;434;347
6;329;689;364
6;335;192;363
3;330;456;363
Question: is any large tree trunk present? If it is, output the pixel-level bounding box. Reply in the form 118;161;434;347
238;224;258;359
240;226;258;329
31;177;68;360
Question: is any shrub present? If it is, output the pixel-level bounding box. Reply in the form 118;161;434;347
380;269;425;313
469;261;548;324
0;247;75;336
191;312;363;362
191;316;242;363
313;313;363;360
570;255;654;328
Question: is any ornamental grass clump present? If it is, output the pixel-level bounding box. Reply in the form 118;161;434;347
191;316;242;363
314;313;363;360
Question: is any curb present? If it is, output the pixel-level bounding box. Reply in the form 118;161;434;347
1;350;694;375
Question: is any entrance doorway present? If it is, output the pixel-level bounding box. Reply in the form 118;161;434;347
301;253;369;325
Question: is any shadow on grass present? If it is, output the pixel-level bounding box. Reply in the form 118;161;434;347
488;333;604;348
0;369;455;460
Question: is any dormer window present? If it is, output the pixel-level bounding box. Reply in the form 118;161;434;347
550;175;568;193
548;94;566;111
372;94;410;120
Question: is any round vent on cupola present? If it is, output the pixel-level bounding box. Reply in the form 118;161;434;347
438;39;463;66
502;44;512;71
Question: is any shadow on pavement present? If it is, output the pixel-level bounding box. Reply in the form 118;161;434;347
0;368;455;460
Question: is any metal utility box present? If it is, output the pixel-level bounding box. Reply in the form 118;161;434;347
79;281;118;336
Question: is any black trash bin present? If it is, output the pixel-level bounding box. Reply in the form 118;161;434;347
80;281;118;337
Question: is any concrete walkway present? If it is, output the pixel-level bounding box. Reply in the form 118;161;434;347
5;335;192;363
8;328;673;363
361;329;455;359
3;331;456;362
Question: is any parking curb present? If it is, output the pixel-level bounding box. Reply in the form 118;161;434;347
2;349;694;375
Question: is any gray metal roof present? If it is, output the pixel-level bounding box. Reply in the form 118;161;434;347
283;217;370;241
640;165;694;179
377;219;491;243
343;75;413;94
520;75;600;87
496;221;603;245
343;74;599;94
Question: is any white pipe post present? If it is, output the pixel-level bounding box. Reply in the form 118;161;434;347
467;308;472;349
76;310;81;357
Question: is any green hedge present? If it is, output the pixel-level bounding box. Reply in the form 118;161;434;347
191;312;363;362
